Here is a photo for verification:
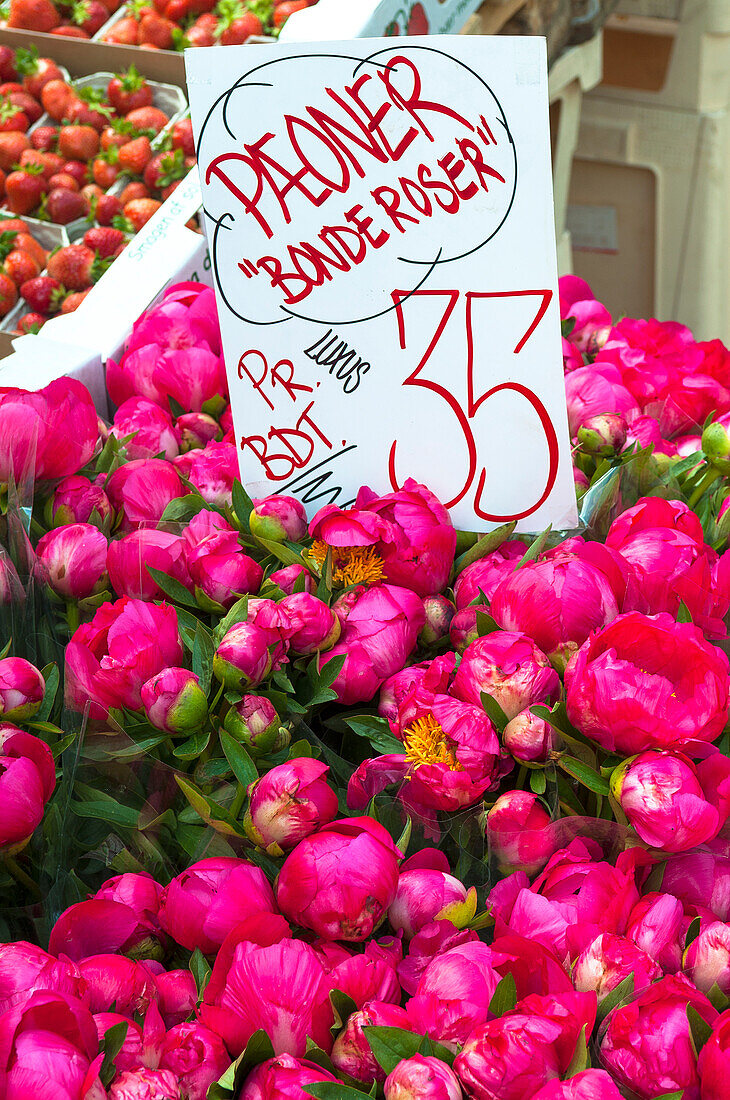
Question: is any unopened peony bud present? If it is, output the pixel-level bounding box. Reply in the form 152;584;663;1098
267;563;315;594
48;473;113;529
250;495;308;542
35;523;109;600
109;1067;181;1099
572;932;661;1002
0;658;45;722
224;695;280;756
703;419;730;473
419;595;456;645
573;466;590;503
388;868;476;940
244;758;337;853
332;1001;412;1084
485;791;553;875
577;413;627;456
384;1054;463;1100
213;623;274;690
684;921;730;994
449;608;479;654
140;668;208;735
452;632;560;721
279;592;340;655
502;710;558;763
176;411;221;451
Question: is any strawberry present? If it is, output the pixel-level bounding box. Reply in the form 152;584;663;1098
81;182;103;210
61;287;92;313
407;1;428;33
4;248;40;286
8;91;42;126
47;243;106;289
0;132;29;171
118;135;153;177
123;197;160;232
30;125;59;152
45;186;87;223
143;147;184;191
51;25;90;36
13;232;47;269
102;16;138;42
187;12;216;44
17;311;47;333
15;50;63;100
138;11;174;47
83;226;125;257
41;79;75;122
5;166;45;215
0;84;23;97
0;170;6;201
0;48;18;85
0;220;30;235
216;0;264;43
20;275;64;313
171;118;194;157
0;272;18;316
64;94;113;132
107;67;152;116
7;0;60;32
92;153;118;189
94;193;123;225
61;159;87;185
0;101;29;133
72;0;108;32
272;0;306;28
119;180;148;205
124;106;168;134
48;171;80;191
58;124;99;161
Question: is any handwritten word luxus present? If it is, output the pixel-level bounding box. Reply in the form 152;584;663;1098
205;56;508;307
303;328;370;394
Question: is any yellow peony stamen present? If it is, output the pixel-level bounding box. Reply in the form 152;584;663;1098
306;539;385;587
403;714;462;771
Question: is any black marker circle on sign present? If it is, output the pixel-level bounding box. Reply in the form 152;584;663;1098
198;46;517;327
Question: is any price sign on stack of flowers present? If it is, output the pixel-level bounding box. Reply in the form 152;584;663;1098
2;32;730;1100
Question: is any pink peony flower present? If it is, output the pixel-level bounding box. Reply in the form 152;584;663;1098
140;668;208;736
36;524;109;600
186;530;263;608
0;942;84;1015
279;592;340;655
105;459;186;532
158;1021;230;1100
0;377;98;488
0;990;101;1100
250;495;308;542
453;542;527;609
109;1067;181;1099
407;940;500;1045
384;1054;463;1099
572;932;661;1002
531;1069;623;1099
564;362;640;439
50;474;112;529
244;758;338;854
0;724;55;852
111;396;181;460
331;1000;412;1084
698;1005;730;1100
0;659;44;723
238;1054;341;1099
173;441;237;507
77;954;157;1018
486;791;554;875
107;529;190;602
451;631;561;720
388;868;475;940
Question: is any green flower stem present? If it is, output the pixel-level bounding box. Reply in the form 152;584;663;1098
4;857;41;901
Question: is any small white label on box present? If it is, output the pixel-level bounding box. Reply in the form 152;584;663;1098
567;203;619;254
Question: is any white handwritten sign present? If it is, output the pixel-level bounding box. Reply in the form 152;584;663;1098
185;37;578;531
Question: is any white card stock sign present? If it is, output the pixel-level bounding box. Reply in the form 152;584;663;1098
185;37;578;531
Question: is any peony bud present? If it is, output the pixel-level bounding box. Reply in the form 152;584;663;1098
176;411;221;451
703;419;730;473
187;532;263;609
250;495;308;542
213;623;274;690
572;932;661;1002
486;791;554;875
0;553;23;605
573;466;590;503
279;592;340;655
140;668;208;735
531;1070;623;1099
268;563;315;594
384;1054;463;1100
49;473;113;529
449;607;479;654
452;632;561;721
502;709;558;763
576;413;627;455
0;658;45;722
419;595;456;645
111;396;181;460
244;758;338;854
224;695;280;756
331;1001;412;1084
238;1054;341;1098
684;921;730;994
35;523;109;600
109;1067;181;1099
388;869;476;940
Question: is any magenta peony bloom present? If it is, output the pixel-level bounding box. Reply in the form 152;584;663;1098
684;920;730;994
176;410;221;450
451;631;561;720
107;529;190;602
268;563;315;594
107;283;225;414
559;275;612;353
564;361;640;438
65;596;184;718
600;974;717;1099
407;940;500;1045
109;1067;181;1099
238;1054;341;1098
48;896;162;963
140;668;208;736
214;599;292;690
153;969;196;1028
278;592;340;655
502;709;558;763
384;1054;463;1100
565;612;729;754
378;655;457;721
572;932;661;1002
111;396;181;460
201;937;333;1057
50;474;112;529
325;936;402;1009
77;954;157;1019
331;1000;412;1084
398;921;479;997
453;542;527;609
319;584;425;705
626;891;686;974
276;817;401;941
454;1011;562;1098
0;659;44;723
0;942;84;1016
389;868;475;940
36;524;109;600
0;377;98;488
186;530;263;608
105;459;186;532
157;857;277;954
531;1069;623;1099
0;724;55;852
612;749;730;852
158;1021;230;1100
250;495;308;542
698;1006;730;1100
244;758;338;854
0;990;101;1100
173;441;237;507
486;791;554;875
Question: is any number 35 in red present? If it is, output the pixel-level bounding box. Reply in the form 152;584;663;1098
389;289;560;522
